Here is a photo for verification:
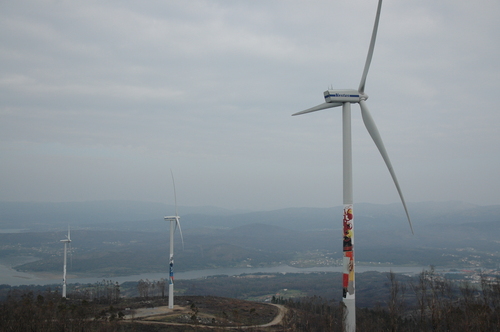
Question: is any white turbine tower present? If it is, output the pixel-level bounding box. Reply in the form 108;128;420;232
292;1;413;331
164;170;184;309
60;226;71;298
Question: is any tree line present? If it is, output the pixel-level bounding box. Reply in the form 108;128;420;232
274;268;500;331
0;289;125;332
136;278;166;298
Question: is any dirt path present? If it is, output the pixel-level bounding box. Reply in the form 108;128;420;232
125;303;288;329
257;304;287;328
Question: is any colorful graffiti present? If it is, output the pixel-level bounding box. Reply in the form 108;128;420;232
169;255;174;285
343;204;354;298
343;206;353;251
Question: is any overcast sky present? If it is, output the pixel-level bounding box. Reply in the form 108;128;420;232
1;0;499;211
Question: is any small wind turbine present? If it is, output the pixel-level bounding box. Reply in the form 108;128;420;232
60;226;71;298
164;170;184;309
292;1;413;331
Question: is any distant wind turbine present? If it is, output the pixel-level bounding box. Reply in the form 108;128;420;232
292;1;413;331
164;170;184;309
60;226;71;298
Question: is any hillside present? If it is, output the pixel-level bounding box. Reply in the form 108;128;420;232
2;200;498;232
1;200;499;276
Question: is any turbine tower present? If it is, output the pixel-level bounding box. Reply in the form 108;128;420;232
164;170;184;309
60;227;71;298
292;1;413;331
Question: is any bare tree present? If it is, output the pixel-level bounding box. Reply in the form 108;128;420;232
387;271;406;332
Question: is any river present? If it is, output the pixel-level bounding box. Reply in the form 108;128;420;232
0;257;431;287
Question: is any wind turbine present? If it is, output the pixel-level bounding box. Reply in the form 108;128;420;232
292;1;413;331
60;226;71;298
164;170;184;309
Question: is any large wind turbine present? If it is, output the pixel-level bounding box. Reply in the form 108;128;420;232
60;227;71;298
292;1;413;331
164;170;184;309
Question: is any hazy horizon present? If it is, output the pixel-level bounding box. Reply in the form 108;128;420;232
0;198;492;213
2;0;499;211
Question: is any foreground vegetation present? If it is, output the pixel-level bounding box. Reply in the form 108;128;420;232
2;269;500;331
0;291;278;332
276;269;500;331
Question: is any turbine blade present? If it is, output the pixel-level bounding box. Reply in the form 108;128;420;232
358;0;383;94
176;218;185;250
69;242;73;268
359;100;414;234
170;169;178;217
292;102;342;116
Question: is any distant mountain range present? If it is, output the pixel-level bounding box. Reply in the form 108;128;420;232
1;200;499;275
0;200;498;233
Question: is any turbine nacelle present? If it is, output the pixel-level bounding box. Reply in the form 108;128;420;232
324;89;365;103
60;230;71;243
